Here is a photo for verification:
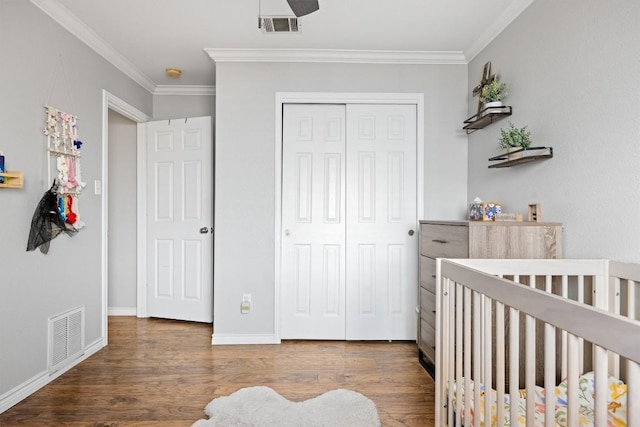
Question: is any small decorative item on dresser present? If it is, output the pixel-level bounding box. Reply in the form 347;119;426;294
528;203;541;222
469;198;502;221
495;212;523;222
0;151;4;184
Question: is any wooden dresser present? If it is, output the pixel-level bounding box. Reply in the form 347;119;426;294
418;220;562;376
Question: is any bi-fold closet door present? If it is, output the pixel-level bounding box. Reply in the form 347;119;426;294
281;103;417;340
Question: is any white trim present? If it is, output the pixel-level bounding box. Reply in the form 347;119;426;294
464;0;535;62
30;0;156;93
107;307;137;316
206;48;466;65
154;85;216;96
0;338;103;414
212;334;280;345
136;123;148;319
101;90;151;346
274;92;425;343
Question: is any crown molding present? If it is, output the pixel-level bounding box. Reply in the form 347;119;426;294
464;0;535;62
205;48;467;65
30;0;156;93
154;85;216;96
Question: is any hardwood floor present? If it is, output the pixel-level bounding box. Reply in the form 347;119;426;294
0;317;435;426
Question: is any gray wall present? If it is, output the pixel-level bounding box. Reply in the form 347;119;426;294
0;0;151;397
467;0;640;262
107;110;137;311
213;62;469;338
153;94;215;122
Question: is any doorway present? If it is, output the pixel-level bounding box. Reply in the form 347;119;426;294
275;92;425;342
107;109;138;316
101;90;151;344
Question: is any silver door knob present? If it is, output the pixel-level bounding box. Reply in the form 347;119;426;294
285;229;291;236
199;227;209;234
408;229;415;236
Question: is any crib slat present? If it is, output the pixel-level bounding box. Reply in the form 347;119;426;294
577;275;585;374
628;360;640;427
594;345;608;427
544;322;556;427
567;334;580;427
472;291;482;427
454;282;462;427
448;279;456;427
464;287;472;426
509;306;519;426
629;279;637;320
483;294;493;426
496;302;505;427
561;275;569;379
525;313;536;427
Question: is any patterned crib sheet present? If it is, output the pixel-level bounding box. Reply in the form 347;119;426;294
451;371;627;426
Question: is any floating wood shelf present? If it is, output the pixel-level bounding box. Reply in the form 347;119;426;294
0;171;24;188
488;147;553;168
463;105;512;134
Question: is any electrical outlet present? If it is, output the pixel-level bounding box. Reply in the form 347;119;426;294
241;294;251;314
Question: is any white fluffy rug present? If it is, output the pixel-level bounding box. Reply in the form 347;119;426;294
192;386;381;427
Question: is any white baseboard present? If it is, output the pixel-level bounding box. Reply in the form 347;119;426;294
212;333;280;345
108;307;137;316
0;338;104;414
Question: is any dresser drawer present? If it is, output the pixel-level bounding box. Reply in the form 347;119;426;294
420;256;436;293
419;319;436;362
420;223;469;258
420;288;436;328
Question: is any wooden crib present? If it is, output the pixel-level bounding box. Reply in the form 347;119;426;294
435;259;640;427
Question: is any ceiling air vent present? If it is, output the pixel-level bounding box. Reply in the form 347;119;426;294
261;16;299;33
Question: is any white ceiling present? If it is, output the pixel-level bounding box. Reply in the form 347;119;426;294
32;0;534;93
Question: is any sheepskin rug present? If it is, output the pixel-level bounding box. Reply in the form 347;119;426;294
191;386;380;427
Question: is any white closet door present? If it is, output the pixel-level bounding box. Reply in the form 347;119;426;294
281;104;347;339
280;103;418;341
345;104;418;340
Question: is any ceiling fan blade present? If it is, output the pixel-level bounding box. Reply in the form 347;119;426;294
286;0;319;17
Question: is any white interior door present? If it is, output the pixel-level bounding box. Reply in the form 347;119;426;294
280;103;417;340
144;116;213;322
281;104;347;339
345;104;417;340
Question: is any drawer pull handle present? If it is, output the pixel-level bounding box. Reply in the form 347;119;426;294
432;239;447;244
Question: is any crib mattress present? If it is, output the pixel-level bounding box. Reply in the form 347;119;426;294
451;371;627;427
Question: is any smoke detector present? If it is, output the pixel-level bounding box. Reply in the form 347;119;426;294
259;16;299;33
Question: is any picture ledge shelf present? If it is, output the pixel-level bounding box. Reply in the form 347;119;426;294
0;171;24;188
488;147;553;168
463;105;512;134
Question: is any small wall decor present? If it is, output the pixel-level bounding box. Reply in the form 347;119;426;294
463;61;512;133
26;106;86;254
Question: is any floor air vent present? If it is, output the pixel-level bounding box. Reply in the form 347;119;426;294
48;306;85;373
261;16;299;33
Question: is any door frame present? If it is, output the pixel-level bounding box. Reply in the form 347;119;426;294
101;90;151;345
274;92;425;342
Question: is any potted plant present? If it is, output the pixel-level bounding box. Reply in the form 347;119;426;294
480;80;508;108
498;122;532;160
